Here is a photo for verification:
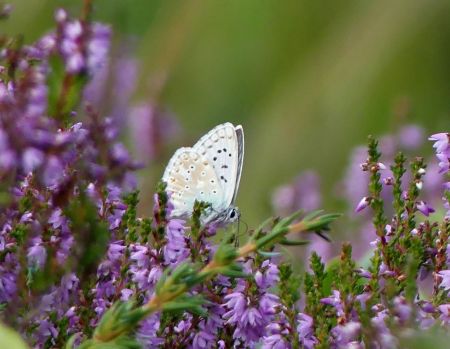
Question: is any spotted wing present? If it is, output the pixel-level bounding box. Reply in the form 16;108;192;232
162;148;226;218
192;123;244;207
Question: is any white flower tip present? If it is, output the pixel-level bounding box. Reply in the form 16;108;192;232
55;8;67;22
355;197;370;213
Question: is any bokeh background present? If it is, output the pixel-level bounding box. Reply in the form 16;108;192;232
7;0;450;234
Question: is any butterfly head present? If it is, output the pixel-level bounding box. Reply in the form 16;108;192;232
206;205;240;226
225;206;240;223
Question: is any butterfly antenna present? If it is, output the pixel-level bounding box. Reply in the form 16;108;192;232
234;218;249;247
234;219;240;247
240;218;249;235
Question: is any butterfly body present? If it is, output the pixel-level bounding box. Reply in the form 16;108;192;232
162;123;244;225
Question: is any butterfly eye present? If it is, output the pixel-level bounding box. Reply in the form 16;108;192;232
228;208;238;220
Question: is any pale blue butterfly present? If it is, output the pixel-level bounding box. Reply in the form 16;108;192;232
162;122;244;225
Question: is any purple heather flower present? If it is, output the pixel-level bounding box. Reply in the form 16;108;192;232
355;292;371;310
438;270;450;290
192;304;224;349
254;260;279;289
297;313;317;349
379;262;395;277
321;290;344;317
417;303;436;330
60;22;84;73
120;288;133;301
86;23;111;73
429;133;450;174
438;304;450;325
261;333;290;349
393;296;411;324
223;282;280;344
22;147;45;172
130;245;150;268
331;321;361;347
429;133;450;154
42;156;64;187
371;309;397;348
262;319;292;349
35;319;59;346
110;143;130;165
137;313;164;347
57;11;110;75
164;219;189;266
356;268;371;279
0;252;19;302
65;306;80;332
129;243;164;291
27;241;47;269
436;153;450;174
416;201;435;216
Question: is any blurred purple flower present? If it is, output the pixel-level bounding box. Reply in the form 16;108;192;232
393;296;412;324
42;156;64;187
137;313;164;347
331;321;361;347
22;147;45;172
398;124;424;150
272;170;321;216
27;242;47;269
340;146;369;212
371;308;397;348
128;103;180;164
56;10;110;75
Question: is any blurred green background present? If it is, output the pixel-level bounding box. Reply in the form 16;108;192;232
6;0;450;225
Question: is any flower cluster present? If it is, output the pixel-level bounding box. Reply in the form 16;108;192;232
0;5;449;349
429;133;450;217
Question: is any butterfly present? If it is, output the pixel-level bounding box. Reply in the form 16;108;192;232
162;122;244;225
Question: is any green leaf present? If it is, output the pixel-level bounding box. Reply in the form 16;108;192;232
279;238;310;246
257;250;281;257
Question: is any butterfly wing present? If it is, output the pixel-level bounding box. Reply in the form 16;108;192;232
233;125;244;204
162;148;226;218
192;123;244;207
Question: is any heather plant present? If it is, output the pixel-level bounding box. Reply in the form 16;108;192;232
0;4;449;349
